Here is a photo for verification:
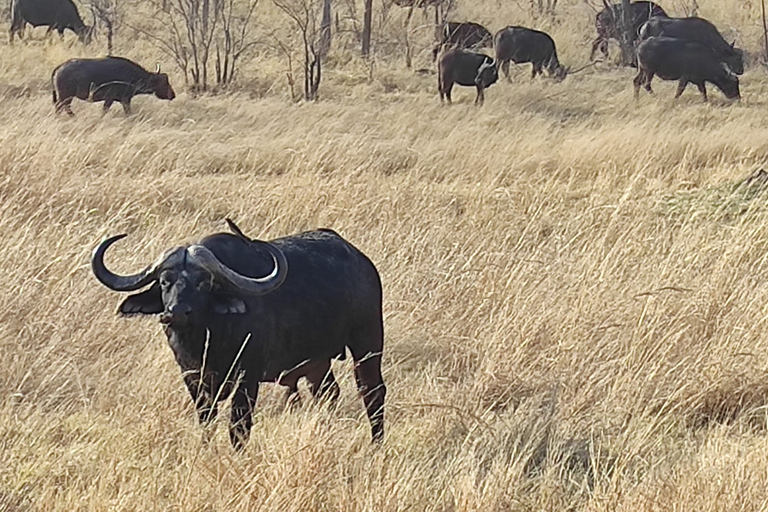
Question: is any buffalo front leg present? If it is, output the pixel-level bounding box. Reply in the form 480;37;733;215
633;70;645;99
102;100;113;115
182;371;219;427
674;80;689;100
475;85;485;106
120;100;132;115
229;378;259;451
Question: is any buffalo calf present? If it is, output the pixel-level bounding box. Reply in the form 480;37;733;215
634;36;740;102
438;48;498;105
52;56;175;116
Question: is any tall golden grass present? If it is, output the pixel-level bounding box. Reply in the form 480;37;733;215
3;0;768;509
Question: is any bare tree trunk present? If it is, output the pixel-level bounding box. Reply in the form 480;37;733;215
619;0;634;66
762;0;768;65
362;0;372;56
403;4;413;68
320;0;331;56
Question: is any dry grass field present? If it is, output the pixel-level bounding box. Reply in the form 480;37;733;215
4;0;768;509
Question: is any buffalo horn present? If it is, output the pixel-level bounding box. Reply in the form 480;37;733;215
187;243;288;296
156;64;161;74
92;234;174;291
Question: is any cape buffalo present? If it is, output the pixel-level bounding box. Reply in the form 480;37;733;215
91;220;386;449
590;0;666;61
639;16;744;75
634;36;740;102
52;56;176;116
432;21;493;62
438;48;498;105
10;0;92;44
494;26;568;81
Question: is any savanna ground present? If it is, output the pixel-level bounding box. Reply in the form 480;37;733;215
4;0;768;509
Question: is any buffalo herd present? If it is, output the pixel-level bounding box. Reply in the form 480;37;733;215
4;0;753;449
436;2;745;104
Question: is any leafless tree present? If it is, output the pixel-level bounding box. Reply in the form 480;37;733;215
273;0;323;100
129;0;258;91
215;0;260;85
89;0;122;54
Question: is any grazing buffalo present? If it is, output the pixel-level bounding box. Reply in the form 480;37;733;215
52;56;175;116
639;16;744;75
590;0;666;61
634;36;740;101
91;219;386;449
438;48;498;105
432;21;493;61
494;26;568;81
10;0;92;44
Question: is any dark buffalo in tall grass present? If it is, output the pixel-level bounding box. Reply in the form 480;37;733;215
639;16;744;74
10;0;91;43
91;219;387;450
438;48;498;105
51;56;175;116
432;21;493;61
634;36;740;101
590;0;666;60
494;26;567;81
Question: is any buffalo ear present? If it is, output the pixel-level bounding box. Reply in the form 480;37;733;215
211;296;247;315
119;283;164;316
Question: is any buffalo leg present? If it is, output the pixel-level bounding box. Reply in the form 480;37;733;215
444;83;453;104
102;100;113;115
674;80;689;100
644;73;654;94
633;70;645;99
56;98;75;117
182;372;219;426
353;353;386;442
229;379;259;450
121;100;132;115
306;361;340;402
695;82;708;102
501;61;511;82
475;86;485;106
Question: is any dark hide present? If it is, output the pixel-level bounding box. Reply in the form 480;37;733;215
590;1;667;61
432;21;493;61
10;0;91;43
437;48;498;105
639;16;744;75
92;227;386;450
494;26;567;81
52;56;176;116
634;36;740;102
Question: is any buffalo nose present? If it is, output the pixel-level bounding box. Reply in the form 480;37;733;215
160;304;192;324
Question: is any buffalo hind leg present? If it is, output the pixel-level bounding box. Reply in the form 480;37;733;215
695;82;708;102
55;98;75;117
501;60;511;82
229;378;259;451
350;328;386;442
674;80;689;100
121;100;132;115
